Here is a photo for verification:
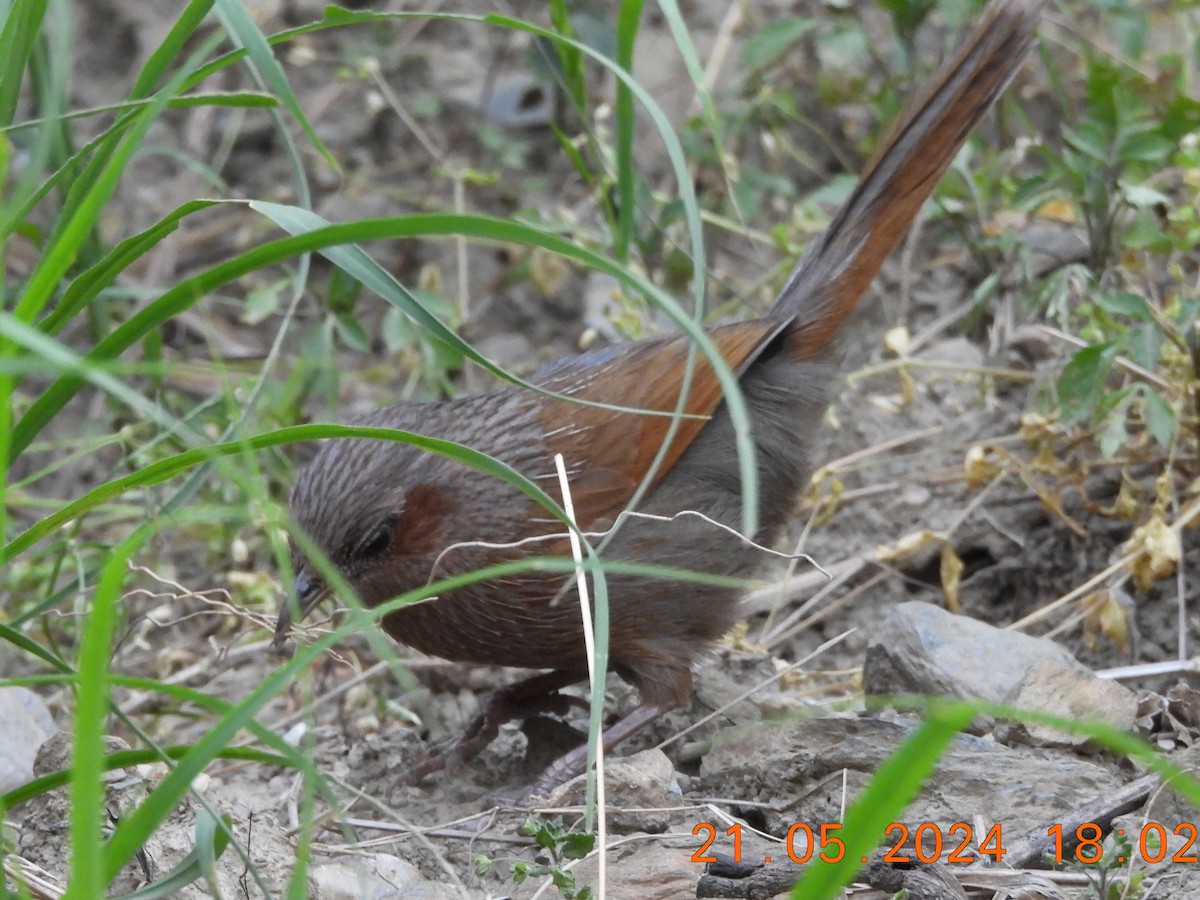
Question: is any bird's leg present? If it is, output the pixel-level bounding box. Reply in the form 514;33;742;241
397;669;586;785
530;701;668;796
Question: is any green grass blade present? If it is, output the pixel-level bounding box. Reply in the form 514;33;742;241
2;423;566;565
3;747;290;810
0;91;269;239
0;313;190;443
12;215;733;458
252;202;606;390
612;0;643;263
129;0;216;100
36;199;223;337
13;32;223;328
117;812;231;899
655;0;741;221
0;621;70;673
0;0;48;126
787;704;974;898
66;525;153;897
214;0;336;169
2;91;278;137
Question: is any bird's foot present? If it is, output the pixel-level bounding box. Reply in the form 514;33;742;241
528;702;667;797
393;670;586;787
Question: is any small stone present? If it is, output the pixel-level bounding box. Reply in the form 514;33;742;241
863;601;1085;704
0;688;54;793
569;840;696;900
546;749;680;834
484;72;555;128
310;854;423;900
998;658;1138;750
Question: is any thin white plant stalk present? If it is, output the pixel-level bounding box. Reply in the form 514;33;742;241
554;453;606;897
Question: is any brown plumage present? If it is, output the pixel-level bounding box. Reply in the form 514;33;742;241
278;0;1044;788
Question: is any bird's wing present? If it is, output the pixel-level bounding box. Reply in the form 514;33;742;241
529;317;786;528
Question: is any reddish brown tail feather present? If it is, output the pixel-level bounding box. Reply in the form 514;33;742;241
774;0;1044;360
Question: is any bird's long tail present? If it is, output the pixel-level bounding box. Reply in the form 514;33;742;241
773;0;1043;360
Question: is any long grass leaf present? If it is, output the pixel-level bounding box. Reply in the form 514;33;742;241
66;525;154;896
13;215;733;459
3;423;564;564
13;32;224;328
3;747;289;810
2;92;277;137
118;811;231;899
36;199;223;337
129;0;216;100
214;0;335;169
0;313;190;443
612;0;643;262
0;0;48;127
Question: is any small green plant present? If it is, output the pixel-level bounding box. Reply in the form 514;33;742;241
1049;279;1189;459
1009;4;1200;460
1074;827;1145;900
1015;23;1200;271
473;816;596;900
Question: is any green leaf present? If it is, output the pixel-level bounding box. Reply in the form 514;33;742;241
743;18;818;70
1093;290;1152;320
242;282;283;325
551;869;577;892
1140;386;1175;448
1096;388;1133;459
1125;322;1162;371
381;306;410;352
1119;131;1173;165
534;821;558;851
333;313;370;352
1110;7;1148;58
562;832;596;860
1061;122;1110;163
1058;342;1118;423
1123;207;1171;252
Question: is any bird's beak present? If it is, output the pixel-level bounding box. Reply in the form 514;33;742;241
273;568;330;649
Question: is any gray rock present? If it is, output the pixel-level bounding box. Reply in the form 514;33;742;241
862;600;1085;704
919;335;984;370
700;717;1124;839
484;73;555;128
547;749;681;834
310;853;431;900
998;657;1139;750
863;601;1138;750
0;688;55;793
565;840;696;900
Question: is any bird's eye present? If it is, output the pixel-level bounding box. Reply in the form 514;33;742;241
356;517;395;560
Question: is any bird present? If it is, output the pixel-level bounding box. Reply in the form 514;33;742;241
276;0;1045;790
